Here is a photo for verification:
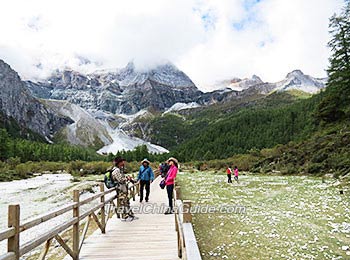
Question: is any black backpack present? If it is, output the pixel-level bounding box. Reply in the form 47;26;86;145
160;163;170;178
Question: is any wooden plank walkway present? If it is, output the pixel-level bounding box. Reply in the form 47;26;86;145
65;176;179;260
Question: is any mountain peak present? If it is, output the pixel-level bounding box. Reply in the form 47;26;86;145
154;62;177;71
117;61;196;89
251;75;263;83
125;61;135;71
286;70;305;78
276;69;326;94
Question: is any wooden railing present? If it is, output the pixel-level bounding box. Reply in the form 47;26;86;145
0;181;137;260
174;186;202;260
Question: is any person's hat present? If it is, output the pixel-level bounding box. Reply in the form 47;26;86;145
114;157;126;165
167;157;179;166
141;158;150;164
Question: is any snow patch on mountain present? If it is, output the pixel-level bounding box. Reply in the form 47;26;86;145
228;75;263;91
85;108;168;153
118;110;150;126
90;62;196;89
213;75;264;92
164;102;200;114
97;120;169;154
43;102;168;153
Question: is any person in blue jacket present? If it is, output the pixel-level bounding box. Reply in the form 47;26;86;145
137;158;154;203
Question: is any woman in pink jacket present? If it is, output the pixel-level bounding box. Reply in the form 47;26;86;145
234;166;239;183
164;157;178;214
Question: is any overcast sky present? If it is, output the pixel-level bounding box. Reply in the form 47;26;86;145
0;0;344;91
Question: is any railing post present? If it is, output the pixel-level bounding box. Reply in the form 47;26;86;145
116;198;121;219
174;187;181;232
176;216;182;258
175;186;181;200
136;182;140;196
133;185;136;201
73;190;80;260
183;200;192;223
8;204;20;260
99;183;106;234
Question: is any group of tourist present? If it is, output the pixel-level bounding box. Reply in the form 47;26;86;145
106;157;239;221
106;156;178;221
226;166;239;183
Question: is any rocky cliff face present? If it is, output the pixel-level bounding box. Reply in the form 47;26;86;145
26;62;203;114
42;100;113;148
0;59;72;138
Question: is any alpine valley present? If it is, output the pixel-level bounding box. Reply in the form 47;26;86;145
0;59;328;156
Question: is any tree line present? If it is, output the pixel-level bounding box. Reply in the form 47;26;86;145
172;95;322;161
0;127;169;164
0;129;103;162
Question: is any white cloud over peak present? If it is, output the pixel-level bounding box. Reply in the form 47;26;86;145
0;0;344;91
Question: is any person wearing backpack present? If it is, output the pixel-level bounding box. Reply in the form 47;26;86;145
164;157;179;215
137;158;154;203
104;156;125;189
104;160;118;189
111;157;135;221
160;162;170;178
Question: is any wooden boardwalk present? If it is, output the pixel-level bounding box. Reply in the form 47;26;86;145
66;176;179;260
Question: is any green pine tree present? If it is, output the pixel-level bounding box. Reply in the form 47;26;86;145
0;129;10;159
317;0;350;122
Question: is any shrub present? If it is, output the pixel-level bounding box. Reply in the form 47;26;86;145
280;164;298;175
81;161;110;175
66;161;86;174
39;161;67;172
14;164;31;179
7;157;21;169
306;163;323;174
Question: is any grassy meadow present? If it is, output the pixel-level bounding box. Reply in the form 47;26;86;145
177;171;350;259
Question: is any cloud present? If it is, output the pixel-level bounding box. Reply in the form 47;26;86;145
0;0;344;91
178;0;344;90
0;0;206;78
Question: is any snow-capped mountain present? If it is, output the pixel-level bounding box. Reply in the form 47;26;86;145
27;61;326;117
214;75;264;91
215;71;326;94
273;70;326;94
26;62;201;115
112;62;197;89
